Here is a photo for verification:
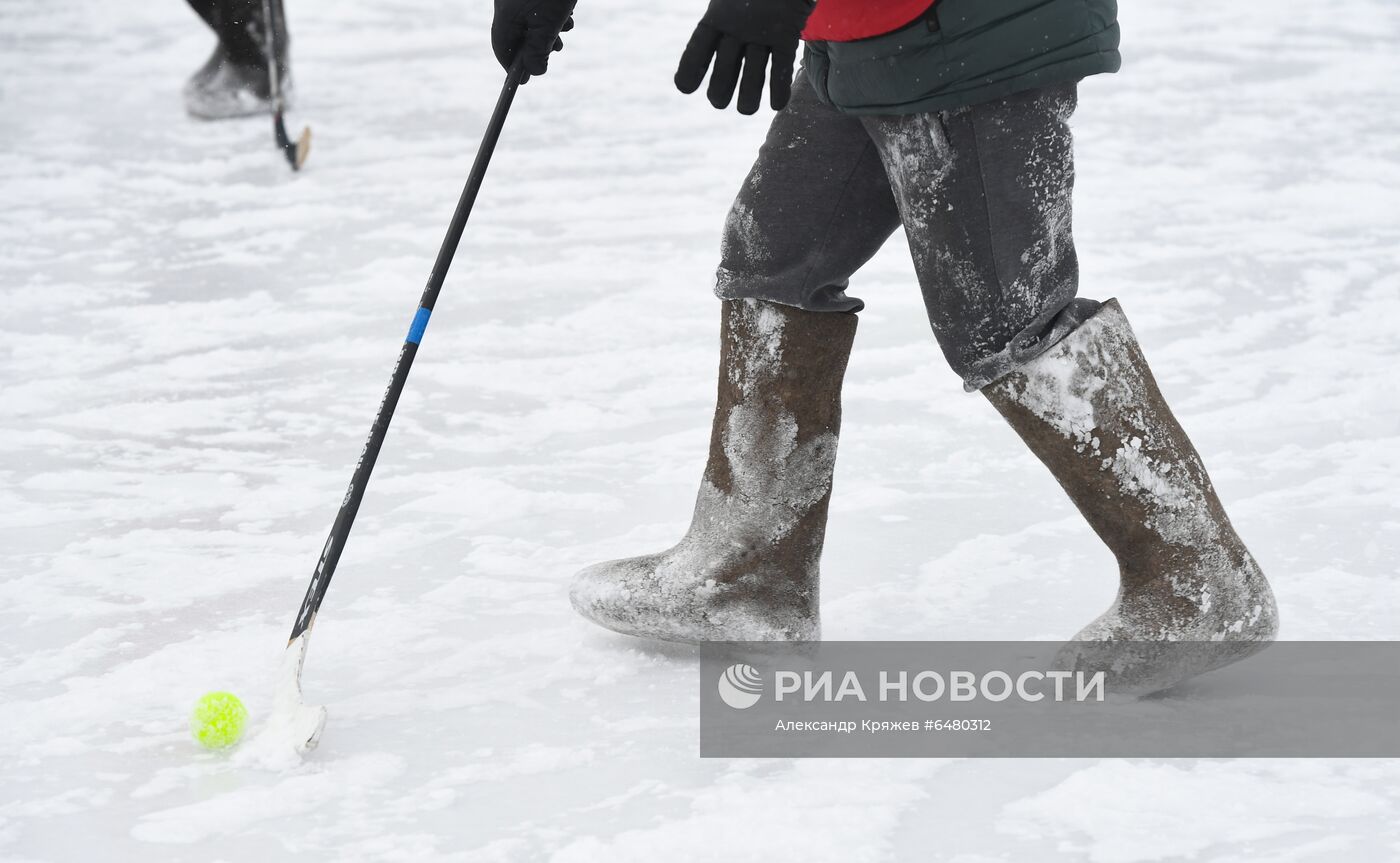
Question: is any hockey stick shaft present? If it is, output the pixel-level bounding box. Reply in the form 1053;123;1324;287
260;0;284;112
260;0;310;169
288;62;528;643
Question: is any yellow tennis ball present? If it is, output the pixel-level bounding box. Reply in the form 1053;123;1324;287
190;691;248;750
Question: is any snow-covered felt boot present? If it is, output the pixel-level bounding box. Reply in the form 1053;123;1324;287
983;299;1279;693
184;58;282;119
570;299;857;642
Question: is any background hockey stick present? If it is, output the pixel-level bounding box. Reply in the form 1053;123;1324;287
266;58;531;753
260;0;310;170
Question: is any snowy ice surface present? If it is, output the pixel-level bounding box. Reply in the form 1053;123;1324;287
3;0;1399;861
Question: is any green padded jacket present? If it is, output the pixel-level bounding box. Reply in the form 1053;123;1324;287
804;0;1121;114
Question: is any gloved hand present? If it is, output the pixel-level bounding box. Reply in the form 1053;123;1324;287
492;0;576;79
675;0;814;115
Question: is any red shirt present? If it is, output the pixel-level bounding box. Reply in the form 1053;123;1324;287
802;0;935;43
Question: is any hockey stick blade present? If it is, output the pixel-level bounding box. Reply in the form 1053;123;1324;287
292;126;312;170
273;112;310;172
235;632;326;766
267;632;327;752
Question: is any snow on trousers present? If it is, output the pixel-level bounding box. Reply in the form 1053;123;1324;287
716;73;1099;390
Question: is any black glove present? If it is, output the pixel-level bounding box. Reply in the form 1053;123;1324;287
492;0;576;79
675;0;814;115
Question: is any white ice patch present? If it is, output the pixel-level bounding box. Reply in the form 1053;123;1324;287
1000;761;1389;863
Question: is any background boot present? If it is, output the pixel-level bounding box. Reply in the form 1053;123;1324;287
984;299;1279;692
570;299;858;642
183;0;293;120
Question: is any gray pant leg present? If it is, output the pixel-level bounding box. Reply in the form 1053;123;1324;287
187;0;273;66
715;76;902;313
861;84;1100;389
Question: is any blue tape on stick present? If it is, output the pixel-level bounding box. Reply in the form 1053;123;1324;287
406;307;431;344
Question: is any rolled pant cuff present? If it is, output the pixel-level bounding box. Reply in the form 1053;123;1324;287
714;268;866;314
961;297;1104;392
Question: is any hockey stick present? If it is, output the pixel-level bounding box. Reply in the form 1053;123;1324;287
260;0;310;170
265;59;531;753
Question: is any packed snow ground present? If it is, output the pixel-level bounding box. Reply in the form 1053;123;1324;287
3;0;1399;860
